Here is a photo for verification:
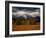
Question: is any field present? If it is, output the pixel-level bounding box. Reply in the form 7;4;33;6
12;18;40;31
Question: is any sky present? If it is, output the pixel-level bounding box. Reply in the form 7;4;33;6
12;7;40;13
12;7;40;18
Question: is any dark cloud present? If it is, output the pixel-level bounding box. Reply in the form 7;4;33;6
12;7;40;13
